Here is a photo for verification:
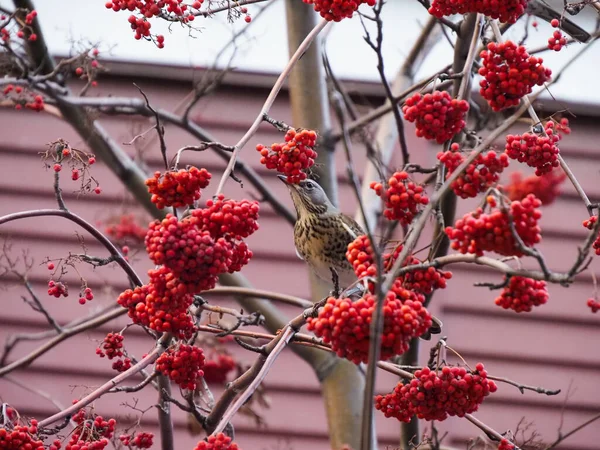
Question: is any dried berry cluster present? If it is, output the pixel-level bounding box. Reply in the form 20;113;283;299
375;364;497;422
306;281;432;364
502;170;566;206
479;41;552;111
505;121;561;176
370;171;429;225
96;332;132;372
67;410;116;450
146;166;211;209
145;195;258;290
119;432;154;449
194;433;240;450
0;421;45;450
301;0;375;22
156;344;205;390
445;194;542;256
437;143;509;199
402;91;470;144
105;0;203;47
494;276;549;313
428;0;527;23
118;266;195;338
256;128;318;184
582;216;600;256
346;235;452;296
203;354;236;384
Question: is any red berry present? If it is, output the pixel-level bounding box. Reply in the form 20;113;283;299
494;276;549;313
156;344;205;390
370;171;429;225
587;298;600;313
498;438;516;450
145;166;211;209
194;433;240;450
505;121;561;176
88;156;96;164
94;186;102;194
302;0;376;22
429;0;526;23
501;169;566;205
202;354;236;384
244;15;251;22
550;18;559;28
47;262;55;270
53;163;62;172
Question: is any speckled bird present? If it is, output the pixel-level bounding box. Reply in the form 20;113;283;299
278;175;364;290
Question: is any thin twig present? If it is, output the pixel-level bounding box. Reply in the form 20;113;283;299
488;375;560;396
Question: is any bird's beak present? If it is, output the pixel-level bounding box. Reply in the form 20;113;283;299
277;174;289;184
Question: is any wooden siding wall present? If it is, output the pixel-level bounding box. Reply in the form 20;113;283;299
0;77;599;450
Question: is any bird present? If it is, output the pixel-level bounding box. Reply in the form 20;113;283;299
277;175;364;293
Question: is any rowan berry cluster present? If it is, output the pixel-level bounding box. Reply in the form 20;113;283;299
402;91;470;144
345;236;452;295
587;298;600;313
306;282;432;364
445;194;542;256
145;204;257;291
0;422;45;450
67;411;116;450
479;41;552;111
145;166;211;209
370;171;429;225
48;280;68;298
119;432;154;448
301;0;376;22
582;216;600;255
2;85;45;111
437;143;509;198
498;438;516;450
428;0;527;23
118;266;195;338
494;276;549;313
547;18;567;52
375;363;497;422
105;0;203;47
203;354;236;384
0;9;38;42
156;344;205;390
78;287;94;305
194;433;240;450
256;128;317;183
501;170;566;205
95;332;132;371
505;121;561;176
104;213;147;245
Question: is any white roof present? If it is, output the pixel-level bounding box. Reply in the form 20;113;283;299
2;0;598;110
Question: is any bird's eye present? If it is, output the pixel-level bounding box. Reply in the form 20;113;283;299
305;181;314;190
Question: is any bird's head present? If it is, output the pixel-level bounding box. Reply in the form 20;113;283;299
278;175;336;218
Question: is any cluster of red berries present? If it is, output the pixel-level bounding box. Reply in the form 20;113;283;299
48;280;68;298
494;276;549;313
119;432;154;448
428;0;527;23
145;200;257;290
505;121;561;176
446;194;542;256
370;171;429;225
307;282;432;364
548;18;567;52
0;10;37;41
203;353;236;384
104;213;147;245
73;48;101;87
78;287;94;305
375;363;497;422
256;128;318;184
501;170;566;206
146;166;211;209
498;438;516;450
0;421;45;450
106;1;203;47
194;433;240;450
402;91;470;144
479;41;552;111
582;216;600;256
2;85;45;111
95;332;132;371
437;143;509;198
301;0;375;22
156;344;205;390
118;266;195;338
345;236;452;295
67;411;116;450
587;298;599;313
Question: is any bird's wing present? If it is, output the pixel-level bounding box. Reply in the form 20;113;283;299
339;214;365;239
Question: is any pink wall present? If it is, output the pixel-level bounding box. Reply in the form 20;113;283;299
0;76;599;449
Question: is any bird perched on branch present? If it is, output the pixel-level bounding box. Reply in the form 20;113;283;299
278;175;363;293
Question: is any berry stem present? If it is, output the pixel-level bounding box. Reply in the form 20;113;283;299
214;18;329;196
464;413;519;448
487;375;560;396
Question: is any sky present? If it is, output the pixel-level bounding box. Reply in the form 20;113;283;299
1;0;599;108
